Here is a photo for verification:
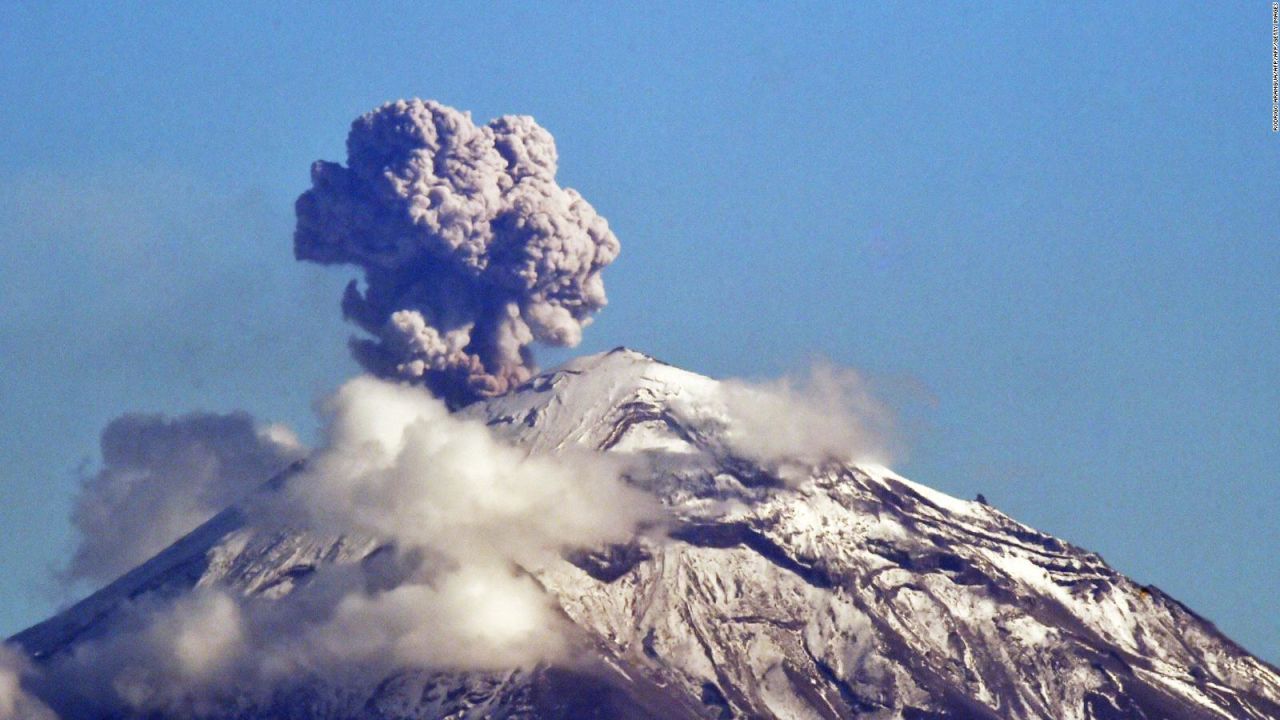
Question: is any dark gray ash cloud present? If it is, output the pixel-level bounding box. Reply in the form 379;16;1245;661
294;99;620;406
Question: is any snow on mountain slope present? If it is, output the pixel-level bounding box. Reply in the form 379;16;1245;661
11;348;1280;719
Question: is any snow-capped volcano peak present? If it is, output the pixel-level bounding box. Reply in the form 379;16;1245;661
465;347;720;455
11;351;1280;719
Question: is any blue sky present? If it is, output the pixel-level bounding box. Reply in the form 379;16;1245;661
1;2;1277;661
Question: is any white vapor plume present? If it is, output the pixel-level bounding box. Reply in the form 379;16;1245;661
295;99;620;406
33;377;658;716
275;376;652;567
676;362;897;477
65;412;305;585
259;375;658;672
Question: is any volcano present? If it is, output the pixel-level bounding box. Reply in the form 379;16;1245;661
11;349;1280;719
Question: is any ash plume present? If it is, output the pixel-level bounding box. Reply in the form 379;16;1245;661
295;99;620;406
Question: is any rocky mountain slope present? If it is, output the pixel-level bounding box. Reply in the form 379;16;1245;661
12;349;1280;719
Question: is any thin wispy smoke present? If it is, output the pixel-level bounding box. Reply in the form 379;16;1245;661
65;412;304;585
673;362;898;477
295;99;620;406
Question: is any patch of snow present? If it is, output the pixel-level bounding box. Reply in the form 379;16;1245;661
858;463;977;517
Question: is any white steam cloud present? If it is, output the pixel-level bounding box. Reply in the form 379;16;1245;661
33;377;658;716
295;99;620;406
675;362;897;478
273;376;655;571
65;412;304;585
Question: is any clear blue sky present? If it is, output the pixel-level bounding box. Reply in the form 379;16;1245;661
1;3;1277;661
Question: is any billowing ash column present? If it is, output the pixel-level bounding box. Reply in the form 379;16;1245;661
295;99;620;406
